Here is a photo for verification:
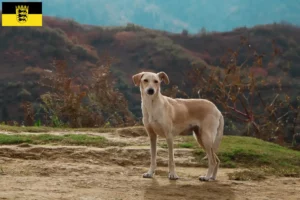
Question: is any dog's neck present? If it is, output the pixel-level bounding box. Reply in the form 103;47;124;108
141;91;165;113
141;92;165;123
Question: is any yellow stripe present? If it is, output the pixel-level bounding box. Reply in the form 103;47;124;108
2;14;42;26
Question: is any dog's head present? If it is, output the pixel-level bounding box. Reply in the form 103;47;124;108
132;71;169;96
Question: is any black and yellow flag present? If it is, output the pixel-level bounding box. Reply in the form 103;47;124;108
2;2;42;26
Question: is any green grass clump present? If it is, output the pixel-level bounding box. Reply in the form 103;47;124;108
0;125;116;133
178;142;194;148
0;133;123;147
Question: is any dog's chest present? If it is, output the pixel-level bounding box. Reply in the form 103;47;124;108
142;101;164;122
151;108;164;121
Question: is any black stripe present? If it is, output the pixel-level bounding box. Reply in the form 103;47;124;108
2;2;42;14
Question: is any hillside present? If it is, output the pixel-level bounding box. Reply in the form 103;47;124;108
1;0;300;33
0;15;300;122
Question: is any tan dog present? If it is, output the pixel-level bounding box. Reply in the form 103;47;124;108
132;71;224;181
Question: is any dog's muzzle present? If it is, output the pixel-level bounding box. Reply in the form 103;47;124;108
147;88;155;95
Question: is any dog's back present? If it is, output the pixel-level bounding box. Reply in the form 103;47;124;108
165;97;222;125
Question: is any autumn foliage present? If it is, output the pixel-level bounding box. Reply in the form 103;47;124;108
38;54;135;128
186;37;299;144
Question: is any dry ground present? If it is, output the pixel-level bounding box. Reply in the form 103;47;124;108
0;128;299;200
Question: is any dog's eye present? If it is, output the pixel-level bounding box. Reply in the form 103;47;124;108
144;79;148;82
154;80;158;83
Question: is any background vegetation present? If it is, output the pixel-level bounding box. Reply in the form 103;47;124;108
0;16;299;148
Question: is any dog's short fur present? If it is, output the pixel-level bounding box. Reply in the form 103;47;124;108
132;71;224;181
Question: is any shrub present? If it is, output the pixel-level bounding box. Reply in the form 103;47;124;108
184;37;299;145
38;54;135;128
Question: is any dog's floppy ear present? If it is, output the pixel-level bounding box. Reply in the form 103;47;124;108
157;71;169;85
132;72;144;86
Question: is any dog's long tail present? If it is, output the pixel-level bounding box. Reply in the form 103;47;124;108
202;114;224;160
213;114;224;152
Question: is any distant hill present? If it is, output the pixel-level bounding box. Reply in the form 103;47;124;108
0;15;299;122
1;0;300;33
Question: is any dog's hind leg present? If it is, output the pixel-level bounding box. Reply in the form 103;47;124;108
197;117;219;181
199;146;216;181
193;128;209;161
210;115;223;180
202;115;224;161
143;127;157;178
194;129;214;181
199;140;217;181
211;152;220;180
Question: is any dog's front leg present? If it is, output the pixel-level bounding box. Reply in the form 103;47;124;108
166;135;179;180
143;132;157;178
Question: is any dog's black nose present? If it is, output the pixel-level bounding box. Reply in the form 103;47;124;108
147;88;154;95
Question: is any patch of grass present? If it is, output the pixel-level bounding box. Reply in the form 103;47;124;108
0;166;4;175
228;170;266;181
0;133;124;147
0;125;116;133
178;142;194;148
159;143;168;149
0;125;52;133
179;135;300;177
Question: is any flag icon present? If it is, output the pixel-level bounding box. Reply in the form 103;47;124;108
2;2;42;26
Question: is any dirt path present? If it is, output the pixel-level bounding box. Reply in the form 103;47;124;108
0;130;300;200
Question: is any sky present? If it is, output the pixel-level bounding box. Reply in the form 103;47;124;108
1;0;300;33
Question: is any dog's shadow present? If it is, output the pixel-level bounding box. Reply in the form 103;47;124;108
143;178;235;200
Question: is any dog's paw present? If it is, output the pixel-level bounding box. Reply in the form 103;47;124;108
143;172;154;178
168;172;179;180
199;176;210;182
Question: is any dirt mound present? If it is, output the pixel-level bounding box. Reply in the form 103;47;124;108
116;126;148;137
0;145;202;168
